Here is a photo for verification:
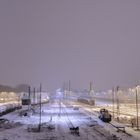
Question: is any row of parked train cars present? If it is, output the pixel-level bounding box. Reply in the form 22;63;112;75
0;102;21;116
0;97;50;117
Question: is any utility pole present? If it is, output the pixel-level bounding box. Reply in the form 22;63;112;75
68;80;71;92
136;86;139;130
116;86;120;122
28;86;31;110
90;81;93;91
112;87;115;119
63;82;66;101
38;83;42;132
33;88;36;105
28;86;31;99
89;81;94;96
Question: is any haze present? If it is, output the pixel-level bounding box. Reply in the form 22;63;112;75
0;0;140;92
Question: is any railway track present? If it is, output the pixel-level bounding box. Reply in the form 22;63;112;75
68;101;133;138
61;101;120;140
45;99;133;140
60;101;80;136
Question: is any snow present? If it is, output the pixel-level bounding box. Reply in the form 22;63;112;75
0;99;139;140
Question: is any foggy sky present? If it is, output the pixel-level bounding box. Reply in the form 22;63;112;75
0;0;140;92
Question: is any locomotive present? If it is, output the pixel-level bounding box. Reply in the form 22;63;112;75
98;108;112;123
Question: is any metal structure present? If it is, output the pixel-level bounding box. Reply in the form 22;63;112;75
116;86;120;122
135;86;139;130
112;87;115;119
38;83;42;132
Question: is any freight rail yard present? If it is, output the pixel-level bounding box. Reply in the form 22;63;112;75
0;88;140;140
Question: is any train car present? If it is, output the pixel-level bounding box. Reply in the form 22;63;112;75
0;105;6;115
98;108;112;123
77;98;95;105
0;102;21;116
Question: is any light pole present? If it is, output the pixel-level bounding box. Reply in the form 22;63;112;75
33;88;36;105
135;86;139;130
116;86;120;122
38;83;42;132
28;86;31;110
112;87;115;119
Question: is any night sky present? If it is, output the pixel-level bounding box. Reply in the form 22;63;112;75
0;0;140;92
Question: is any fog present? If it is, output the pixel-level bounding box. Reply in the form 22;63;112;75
0;0;140;91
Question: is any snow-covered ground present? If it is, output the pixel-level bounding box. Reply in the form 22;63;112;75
0;99;139;140
70;100;140;140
